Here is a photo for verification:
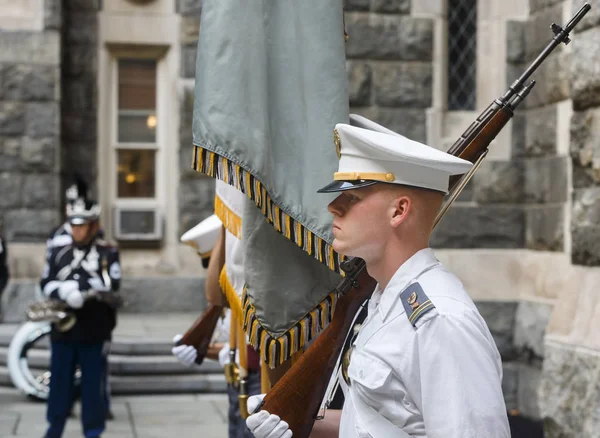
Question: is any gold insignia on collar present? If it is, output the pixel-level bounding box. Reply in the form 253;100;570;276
333;129;342;159
407;291;419;310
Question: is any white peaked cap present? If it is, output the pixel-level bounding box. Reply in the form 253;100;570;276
349;114;400;136
180;214;222;257
318;116;473;194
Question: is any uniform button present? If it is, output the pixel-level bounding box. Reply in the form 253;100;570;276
359;370;364;378
73;274;80;279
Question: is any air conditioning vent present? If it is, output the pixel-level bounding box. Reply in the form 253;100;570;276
114;206;162;240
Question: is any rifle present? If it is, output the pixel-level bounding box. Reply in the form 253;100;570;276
257;4;591;437
176;303;224;365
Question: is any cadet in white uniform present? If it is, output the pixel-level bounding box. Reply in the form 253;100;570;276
246;116;510;438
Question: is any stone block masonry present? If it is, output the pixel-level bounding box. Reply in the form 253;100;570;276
0;25;61;241
61;1;99;197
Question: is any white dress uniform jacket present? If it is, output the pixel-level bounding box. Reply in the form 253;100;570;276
339;248;510;438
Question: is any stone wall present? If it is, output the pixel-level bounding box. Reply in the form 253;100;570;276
508;1;569;255
177;0;215;235
492;0;578;431
477;300;551;422
538;1;600;436
570;0;600;267
344;0;433;143
61;0;100;200
0;1;62;242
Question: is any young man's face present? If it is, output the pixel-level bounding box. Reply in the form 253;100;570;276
71;222;94;245
327;185;394;260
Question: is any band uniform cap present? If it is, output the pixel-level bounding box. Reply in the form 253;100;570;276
318;121;473;194
180;214;222;257
66;198;101;225
65;174;89;204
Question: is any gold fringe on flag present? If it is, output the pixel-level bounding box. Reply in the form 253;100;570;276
192;146;346;274
241;287;338;369
219;265;243;323
214;194;243;239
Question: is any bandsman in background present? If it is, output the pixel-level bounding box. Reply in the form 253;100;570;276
41;198;122;438
44;175;113;421
247;117;510;438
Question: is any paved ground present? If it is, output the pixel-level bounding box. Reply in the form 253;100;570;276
0;388;229;438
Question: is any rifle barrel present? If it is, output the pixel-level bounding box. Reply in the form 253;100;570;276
500;3;590;104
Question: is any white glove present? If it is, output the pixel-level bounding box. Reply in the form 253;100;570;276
246;394;293;438
171;334;198;367
58;280;79;299
58;281;84;309
65;289;84;309
218;343;242;368
87;277;110;293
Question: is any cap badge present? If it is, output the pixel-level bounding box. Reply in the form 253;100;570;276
333;129;342;159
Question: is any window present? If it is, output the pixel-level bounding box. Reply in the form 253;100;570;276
117;149;156;198
110;56;163;241
115;59;158;200
447;0;477;110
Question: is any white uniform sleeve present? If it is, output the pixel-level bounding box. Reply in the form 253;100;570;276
412;313;510;438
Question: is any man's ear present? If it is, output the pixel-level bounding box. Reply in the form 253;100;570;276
390;196;411;228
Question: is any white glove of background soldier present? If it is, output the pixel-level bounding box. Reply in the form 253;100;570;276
171;334;198;367
87;277;110;293
246;394;292;438
58;280;84;309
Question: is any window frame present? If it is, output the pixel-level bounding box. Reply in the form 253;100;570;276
108;48;166;212
446;0;478;111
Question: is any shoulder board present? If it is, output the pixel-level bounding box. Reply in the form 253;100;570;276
400;282;436;328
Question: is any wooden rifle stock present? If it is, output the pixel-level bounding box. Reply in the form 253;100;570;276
177;303;223;365
258;5;591;437
260;258;376;438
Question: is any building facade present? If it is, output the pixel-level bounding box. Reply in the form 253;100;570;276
0;0;599;436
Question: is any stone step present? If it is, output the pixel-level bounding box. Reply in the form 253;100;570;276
1;279;209;323
0;313;230;395
0;324;179;356
0;365;227;395
0;346;222;376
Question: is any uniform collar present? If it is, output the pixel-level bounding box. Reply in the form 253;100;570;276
376;248;439;322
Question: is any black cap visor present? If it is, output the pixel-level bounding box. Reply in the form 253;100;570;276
317;179;378;193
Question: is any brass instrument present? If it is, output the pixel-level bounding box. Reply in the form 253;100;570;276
26;300;76;332
27;292;124;332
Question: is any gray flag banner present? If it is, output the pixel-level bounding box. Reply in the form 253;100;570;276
192;0;349;366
